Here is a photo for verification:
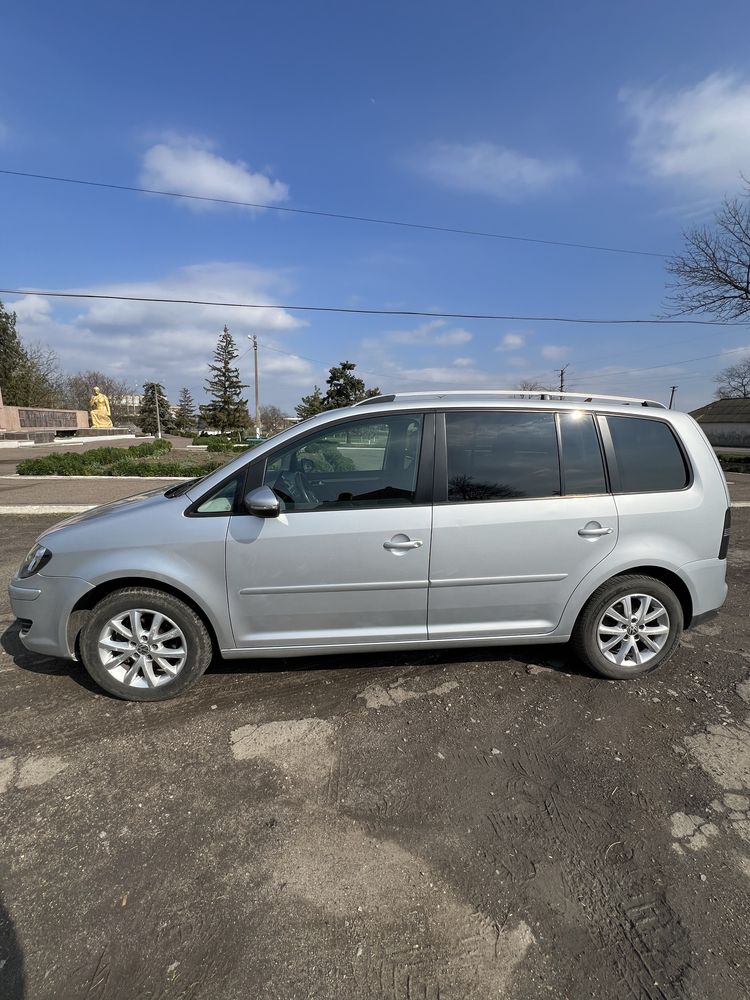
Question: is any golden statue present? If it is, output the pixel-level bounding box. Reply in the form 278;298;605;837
89;387;113;428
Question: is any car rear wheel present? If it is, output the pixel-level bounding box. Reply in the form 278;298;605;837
80;587;213;701
571;574;683;679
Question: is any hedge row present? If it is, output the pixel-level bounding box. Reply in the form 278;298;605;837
17;438;225;477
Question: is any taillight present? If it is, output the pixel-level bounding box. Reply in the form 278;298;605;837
719;508;731;559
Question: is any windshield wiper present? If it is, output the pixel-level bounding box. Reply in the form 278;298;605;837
164;477;204;498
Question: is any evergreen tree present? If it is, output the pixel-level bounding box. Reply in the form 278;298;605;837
0;300;63;407
200;326;250;433
175;386;197;433
140;382;175;435
294;361;380;418
295;385;327;420
325;360;380;408
0;301;27;404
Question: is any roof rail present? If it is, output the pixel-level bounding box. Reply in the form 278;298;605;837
355;389;666;409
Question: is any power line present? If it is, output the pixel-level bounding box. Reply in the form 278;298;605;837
0;168;668;259
2;287;746;326
573;345;750;382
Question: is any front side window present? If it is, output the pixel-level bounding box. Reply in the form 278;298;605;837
446;411;560;501
263;413;424;511
606;416;689;493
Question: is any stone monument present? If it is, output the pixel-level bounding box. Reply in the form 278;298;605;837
89;387;113;428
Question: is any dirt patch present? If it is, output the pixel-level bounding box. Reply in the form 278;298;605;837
358;678;458;709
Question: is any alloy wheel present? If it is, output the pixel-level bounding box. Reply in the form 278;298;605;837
97;608;188;688
596;593;670;668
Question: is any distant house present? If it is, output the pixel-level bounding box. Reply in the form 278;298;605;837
690;398;750;447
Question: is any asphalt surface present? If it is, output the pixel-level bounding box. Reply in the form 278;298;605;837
1;513;750;1000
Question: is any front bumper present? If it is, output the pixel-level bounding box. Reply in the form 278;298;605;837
9;574;94;659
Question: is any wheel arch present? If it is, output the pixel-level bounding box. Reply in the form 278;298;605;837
573;565;693;630
67;576;221;658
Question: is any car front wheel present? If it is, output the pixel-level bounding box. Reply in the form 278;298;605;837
79;587;213;701
571;574;683;679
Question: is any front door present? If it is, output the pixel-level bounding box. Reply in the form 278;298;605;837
428;409;618;638
227;411;433;650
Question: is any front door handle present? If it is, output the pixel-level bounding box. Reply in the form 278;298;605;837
383;538;423;550
578;523;613;538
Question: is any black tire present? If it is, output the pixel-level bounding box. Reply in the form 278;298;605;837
571;573;683;680
80;587;214;701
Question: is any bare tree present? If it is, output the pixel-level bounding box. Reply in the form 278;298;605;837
666;182;750;320
58;370;135;424
715;355;750;398
259;404;288;436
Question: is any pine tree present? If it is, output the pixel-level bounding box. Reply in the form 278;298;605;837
295;385;326;420
325;361;380;408
200;326;250;433
0;299;63;407
175;386;197;433
140;382;175;435
294;361;380;418
0;301;26;404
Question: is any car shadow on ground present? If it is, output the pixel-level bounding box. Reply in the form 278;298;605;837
1;619;593;700
0;893;24;1000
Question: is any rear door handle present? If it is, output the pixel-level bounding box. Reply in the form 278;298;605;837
578;524;613;538
383;538;423;550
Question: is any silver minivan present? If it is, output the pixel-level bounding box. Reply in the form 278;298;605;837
9;390;731;701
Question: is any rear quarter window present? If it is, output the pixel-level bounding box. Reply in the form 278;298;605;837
606;415;689;493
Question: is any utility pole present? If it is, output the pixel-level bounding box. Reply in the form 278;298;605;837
558;365;570;393
669;385;678;409
154;383;162;439
249;335;261;437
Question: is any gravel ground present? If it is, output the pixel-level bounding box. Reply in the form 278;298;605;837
1;513;749;1000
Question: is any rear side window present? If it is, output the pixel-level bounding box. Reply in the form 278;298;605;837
559;412;607;495
606;416;689;493
445;411;560;501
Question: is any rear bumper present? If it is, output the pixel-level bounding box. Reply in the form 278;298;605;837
682;557;728;622
9;574;94;660
687;608;720;630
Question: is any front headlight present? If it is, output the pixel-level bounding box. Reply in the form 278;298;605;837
19;544;52;579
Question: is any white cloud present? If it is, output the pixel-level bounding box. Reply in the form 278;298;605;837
9;263;315;402
139;134;289;209
396;361;498;388
620;72;750;195
497;332;526;351
410;141;579;200
541;345;571;361
368;318;473;347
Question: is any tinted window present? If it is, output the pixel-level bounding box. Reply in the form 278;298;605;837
607;416;689;492
559;412;607;495
263;413;423;511
446;411;560;501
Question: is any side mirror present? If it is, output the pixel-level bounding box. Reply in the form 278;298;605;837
244;485;281;518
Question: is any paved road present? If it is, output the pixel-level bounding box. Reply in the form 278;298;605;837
1;513;749;999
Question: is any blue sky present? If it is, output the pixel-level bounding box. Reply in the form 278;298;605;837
2;0;750;412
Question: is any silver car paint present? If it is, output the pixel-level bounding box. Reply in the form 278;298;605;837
9;399;729;663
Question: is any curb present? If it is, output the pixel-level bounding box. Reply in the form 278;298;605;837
0;505;96;514
0;475;191;481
